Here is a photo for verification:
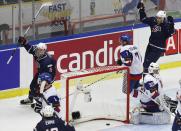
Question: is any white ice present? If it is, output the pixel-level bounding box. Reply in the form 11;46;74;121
0;67;181;131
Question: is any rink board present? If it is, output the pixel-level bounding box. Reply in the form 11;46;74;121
0;19;181;99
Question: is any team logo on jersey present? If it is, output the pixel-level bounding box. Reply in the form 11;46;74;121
152;25;161;32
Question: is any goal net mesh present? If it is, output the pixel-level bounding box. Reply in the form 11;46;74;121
60;66;130;124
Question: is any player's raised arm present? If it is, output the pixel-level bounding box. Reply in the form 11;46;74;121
137;1;154;25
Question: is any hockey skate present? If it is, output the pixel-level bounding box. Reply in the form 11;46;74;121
20;97;33;105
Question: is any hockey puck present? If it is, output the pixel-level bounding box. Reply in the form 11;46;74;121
106;123;110;126
72;111;81;120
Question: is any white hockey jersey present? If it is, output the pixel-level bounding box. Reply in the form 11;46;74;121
120;45;143;75
42;86;59;105
139;74;163;112
41;86;61;117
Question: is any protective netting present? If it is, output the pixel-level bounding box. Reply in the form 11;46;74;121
60;66;130;124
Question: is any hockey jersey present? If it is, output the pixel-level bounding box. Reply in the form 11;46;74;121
23;43;56;79
34;117;75;131
120;44;143;76
140;74;163;112
40;86;61;117
139;9;175;50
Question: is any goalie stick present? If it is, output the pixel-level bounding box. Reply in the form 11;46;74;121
138;89;175;117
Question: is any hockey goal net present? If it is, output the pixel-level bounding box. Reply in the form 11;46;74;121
60;66;130;124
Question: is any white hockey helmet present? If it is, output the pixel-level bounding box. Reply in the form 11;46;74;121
41;105;54;117
37;42;47;50
35;42;47;57
148;62;160;74
156;10;166;18
144;75;158;91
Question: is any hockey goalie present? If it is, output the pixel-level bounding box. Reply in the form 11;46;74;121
130;62;171;125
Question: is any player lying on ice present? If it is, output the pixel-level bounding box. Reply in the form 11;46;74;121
116;34;143;97
31;72;61;118
34;105;75;131
130;62;172;124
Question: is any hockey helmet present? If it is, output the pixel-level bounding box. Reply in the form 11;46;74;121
120;35;131;43
144;75;158;91
35;42;47;58
38;72;52;84
37;42;47;50
148;62;160;74
156;10;166;18
41;105;54;117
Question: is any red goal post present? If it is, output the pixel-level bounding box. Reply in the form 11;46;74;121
61;66;130;124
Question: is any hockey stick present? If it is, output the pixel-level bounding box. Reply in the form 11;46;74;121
7;2;52;64
138;89;175;117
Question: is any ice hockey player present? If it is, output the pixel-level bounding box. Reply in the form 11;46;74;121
137;1;175;75
32;72;61;117
130;63;171;124
116;34;143;97
34;105;75;131
172;80;181;131
18;36;56;105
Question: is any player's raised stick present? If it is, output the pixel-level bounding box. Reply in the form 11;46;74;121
7;2;52;64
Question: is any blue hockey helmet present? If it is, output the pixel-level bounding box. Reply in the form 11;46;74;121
38;72;52;84
120;35;131;42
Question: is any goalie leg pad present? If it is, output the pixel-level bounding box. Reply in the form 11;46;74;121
130;111;140;124
139;111;171;124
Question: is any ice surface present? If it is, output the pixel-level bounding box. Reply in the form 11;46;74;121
0;67;181;131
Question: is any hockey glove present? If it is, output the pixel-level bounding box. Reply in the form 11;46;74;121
137;1;144;10
34;100;42;113
167;16;174;23
116;59;122;66
18;36;27;45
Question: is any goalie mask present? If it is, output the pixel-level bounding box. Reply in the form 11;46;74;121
35;42;47;58
148;62;160;75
